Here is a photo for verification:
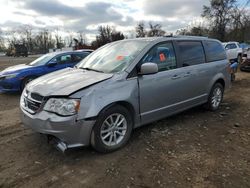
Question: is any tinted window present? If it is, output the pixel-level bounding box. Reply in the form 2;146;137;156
72;53;89;63
205;41;226;62
226;43;237;49
140;42;177;72
52;54;72;64
177;41;205;66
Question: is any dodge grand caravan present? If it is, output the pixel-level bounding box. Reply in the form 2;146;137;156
20;36;231;153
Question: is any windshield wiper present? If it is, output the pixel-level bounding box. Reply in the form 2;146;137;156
79;67;104;73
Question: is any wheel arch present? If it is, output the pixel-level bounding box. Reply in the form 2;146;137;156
207;74;226;97
94;101;136;128
215;78;225;89
20;75;38;90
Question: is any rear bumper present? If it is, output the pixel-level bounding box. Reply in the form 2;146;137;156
20;107;96;149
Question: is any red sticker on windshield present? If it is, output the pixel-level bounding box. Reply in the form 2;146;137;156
116;56;124;61
159;53;166;62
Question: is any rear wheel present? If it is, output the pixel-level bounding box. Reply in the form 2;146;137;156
206;83;224;111
91;105;133;153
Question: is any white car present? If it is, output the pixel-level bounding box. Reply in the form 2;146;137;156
223;42;243;63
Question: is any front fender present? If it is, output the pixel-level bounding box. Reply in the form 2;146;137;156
71;78;140;126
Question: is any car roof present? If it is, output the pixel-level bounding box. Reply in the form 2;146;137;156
119;36;219;43
75;49;94;52
47;50;93;56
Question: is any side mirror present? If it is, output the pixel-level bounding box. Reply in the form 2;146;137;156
139;62;158;75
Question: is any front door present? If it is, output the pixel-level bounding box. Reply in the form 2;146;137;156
138;42;187;124
45;54;73;73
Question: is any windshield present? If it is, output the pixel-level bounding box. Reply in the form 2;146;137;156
28;53;54;66
77;40;150;73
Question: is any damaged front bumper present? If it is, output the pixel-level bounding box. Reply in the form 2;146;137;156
20;108;96;152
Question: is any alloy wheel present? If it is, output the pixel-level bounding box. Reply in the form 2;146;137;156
100;113;127;147
211;87;222;109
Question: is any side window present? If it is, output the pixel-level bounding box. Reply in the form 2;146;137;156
205;41;226;62
140;42;177;72
72;53;89;63
52;54;72;64
177;41;206;66
225;44;231;50
230;43;237;49
226;43;237;50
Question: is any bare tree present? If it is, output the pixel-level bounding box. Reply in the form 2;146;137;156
147;22;166;37
135;22;147;38
202;0;237;41
176;25;209;37
92;25;125;48
78;31;87;45
0;29;6;51
54;28;65;49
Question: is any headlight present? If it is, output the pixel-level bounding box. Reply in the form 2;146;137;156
3;74;17;79
43;98;80;116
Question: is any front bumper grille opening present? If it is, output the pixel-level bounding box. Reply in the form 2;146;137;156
21;90;44;114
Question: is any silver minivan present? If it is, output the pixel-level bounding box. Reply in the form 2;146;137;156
20;36;231;153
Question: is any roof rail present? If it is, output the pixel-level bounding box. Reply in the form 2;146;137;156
164;35;209;39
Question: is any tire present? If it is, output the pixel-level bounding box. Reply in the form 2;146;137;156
206;83;224;111
91;105;133;153
21;76;36;91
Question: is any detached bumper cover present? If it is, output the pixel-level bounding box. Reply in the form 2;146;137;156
20;108;95;148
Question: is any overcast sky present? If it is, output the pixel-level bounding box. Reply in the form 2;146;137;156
0;0;248;41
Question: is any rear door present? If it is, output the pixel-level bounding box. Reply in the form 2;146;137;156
174;40;208;102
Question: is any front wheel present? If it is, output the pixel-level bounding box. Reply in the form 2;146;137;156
206;83;224;111
91;105;133;153
21;76;36;91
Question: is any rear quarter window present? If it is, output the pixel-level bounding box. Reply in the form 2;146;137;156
205;41;226;62
177;41;206;66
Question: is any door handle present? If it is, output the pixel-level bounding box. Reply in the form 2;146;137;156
171;75;181;80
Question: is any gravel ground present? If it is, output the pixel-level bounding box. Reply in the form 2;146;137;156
0;56;250;188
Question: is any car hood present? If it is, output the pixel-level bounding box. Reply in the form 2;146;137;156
1;64;32;74
26;68;113;96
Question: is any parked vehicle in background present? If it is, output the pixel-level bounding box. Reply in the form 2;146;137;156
239;43;250;54
223;42;243;63
20;36;231;153
0;49;93;92
240;54;250;72
14;44;28;57
5;44;28;57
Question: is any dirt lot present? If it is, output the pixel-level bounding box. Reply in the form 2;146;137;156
0;56;250;188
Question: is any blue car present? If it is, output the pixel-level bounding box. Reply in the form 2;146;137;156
0;50;93;92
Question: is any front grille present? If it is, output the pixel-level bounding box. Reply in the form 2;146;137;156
30;93;43;101
21;90;44;114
